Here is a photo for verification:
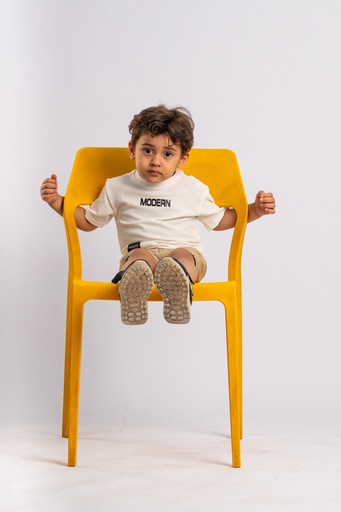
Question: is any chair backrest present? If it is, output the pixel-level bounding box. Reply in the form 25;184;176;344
64;147;248;281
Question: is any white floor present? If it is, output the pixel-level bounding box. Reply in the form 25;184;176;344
1;405;341;512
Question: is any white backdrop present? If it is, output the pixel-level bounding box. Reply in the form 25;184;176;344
1;0;341;435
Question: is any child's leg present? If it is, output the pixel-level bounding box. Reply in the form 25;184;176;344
167;248;197;282
121;248;157;272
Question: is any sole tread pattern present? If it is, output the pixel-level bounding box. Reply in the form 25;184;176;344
154;257;191;324
119;261;154;325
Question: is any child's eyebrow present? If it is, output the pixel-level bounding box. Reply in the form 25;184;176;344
141;142;177;150
141;142;155;147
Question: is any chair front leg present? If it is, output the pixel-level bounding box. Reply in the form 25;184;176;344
62;293;73;438
224;298;241;468
67;297;85;467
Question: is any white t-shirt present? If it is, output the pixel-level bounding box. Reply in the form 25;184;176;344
84;169;226;255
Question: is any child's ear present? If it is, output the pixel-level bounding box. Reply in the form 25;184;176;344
178;152;189;168
128;141;135;159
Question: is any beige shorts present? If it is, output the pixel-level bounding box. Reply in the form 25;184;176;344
119;246;207;282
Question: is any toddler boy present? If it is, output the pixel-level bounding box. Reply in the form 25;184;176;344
41;105;276;325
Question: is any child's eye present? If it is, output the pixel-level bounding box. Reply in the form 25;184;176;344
144;148;153;155
164;151;173;158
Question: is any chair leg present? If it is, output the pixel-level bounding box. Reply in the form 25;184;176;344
224;301;241;468
236;292;243;440
62;296;73;439
67;299;84;467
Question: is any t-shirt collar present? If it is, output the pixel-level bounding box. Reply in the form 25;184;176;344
133;168;182;189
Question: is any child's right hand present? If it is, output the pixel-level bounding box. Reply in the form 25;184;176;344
40;173;60;206
40;174;64;215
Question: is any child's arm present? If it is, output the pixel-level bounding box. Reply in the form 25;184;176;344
40;174;97;232
214;190;276;231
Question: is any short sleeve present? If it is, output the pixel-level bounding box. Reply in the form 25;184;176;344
197;189;227;230
83;180;116;228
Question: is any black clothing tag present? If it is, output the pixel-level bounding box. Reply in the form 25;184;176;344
127;242;141;252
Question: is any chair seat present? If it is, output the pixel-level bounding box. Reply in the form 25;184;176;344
72;279;236;303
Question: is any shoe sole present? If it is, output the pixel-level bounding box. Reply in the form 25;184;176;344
119;261;154;325
154;257;191;324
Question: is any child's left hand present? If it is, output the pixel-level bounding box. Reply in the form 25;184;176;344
254;191;276;217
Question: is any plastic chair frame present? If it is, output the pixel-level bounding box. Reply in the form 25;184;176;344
61;147;248;468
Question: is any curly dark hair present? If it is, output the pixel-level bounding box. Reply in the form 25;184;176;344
128;105;194;155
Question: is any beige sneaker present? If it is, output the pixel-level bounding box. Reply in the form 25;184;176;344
116;260;154;325
154;257;193;324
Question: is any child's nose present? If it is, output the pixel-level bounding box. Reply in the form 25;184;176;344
151;154;161;165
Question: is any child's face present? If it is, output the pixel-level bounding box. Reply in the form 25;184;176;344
128;132;189;183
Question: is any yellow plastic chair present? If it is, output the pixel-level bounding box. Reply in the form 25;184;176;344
62;147;248;468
